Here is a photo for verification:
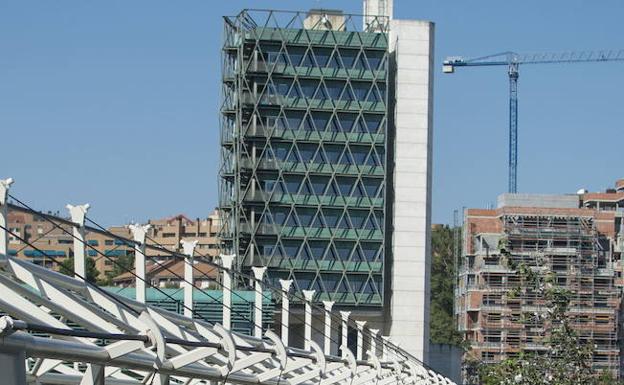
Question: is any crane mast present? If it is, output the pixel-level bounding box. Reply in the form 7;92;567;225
508;63;518;193
443;50;624;193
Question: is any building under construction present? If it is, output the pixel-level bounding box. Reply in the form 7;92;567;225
456;179;624;379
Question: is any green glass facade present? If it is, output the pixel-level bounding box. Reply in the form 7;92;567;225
220;10;389;307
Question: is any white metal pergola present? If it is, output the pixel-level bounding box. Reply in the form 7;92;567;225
0;178;454;385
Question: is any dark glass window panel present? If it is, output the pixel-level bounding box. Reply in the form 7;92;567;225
366;50;384;70
328;115;341;132
285;111;303;130
321;273;341;291
375;146;385;162
327;50;341;69
351;180;366;198
299;179;313;195
297;208;316;226
363;114;383;133
301;50;315;67
294;272;315;290
322;208;341;227
287;46;306;66
363;214;377;230
361;242;380;261
299;80;317;98
354;52;369;70
324;144;342;163
336;177;355;195
310;176;330;194
314;48;332;67
285;211;299;226
274;143;290;160
339;148;354;165
286;148;301;163
338;48;358;68
298;143;317;162
325;80;344;99
341;85;355;102
309;241;328;258
335;277;350;293
284;175;302;193
272;207;290;225
349;210;367;228
274;79;291;96
327;179;340;196
287;82;303;98
311;111;331;131
335;242;354;260
350;145;368;164
351;82;370;101
337;113;356;132
362;178;381;197
283;241;301;258
299;245;313;260
302;114;315;131
374;211;384;227
350;275;366;292
363;278;377;294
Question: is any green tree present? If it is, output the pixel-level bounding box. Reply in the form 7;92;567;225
430;225;463;346
59;256;100;284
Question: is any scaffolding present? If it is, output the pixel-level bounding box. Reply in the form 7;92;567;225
457;211;620;378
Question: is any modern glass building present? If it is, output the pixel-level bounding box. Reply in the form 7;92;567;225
219;9;390;308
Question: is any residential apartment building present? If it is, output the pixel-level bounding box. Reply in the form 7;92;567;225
6;209;221;279
457;179;624;378
219;0;435;360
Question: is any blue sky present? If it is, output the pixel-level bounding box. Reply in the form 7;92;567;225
1;0;623;226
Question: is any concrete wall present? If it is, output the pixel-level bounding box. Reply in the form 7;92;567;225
428;344;462;384
386;19;434;363
497;193;580;209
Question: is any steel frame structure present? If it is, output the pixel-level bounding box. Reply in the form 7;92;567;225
219;9;390;307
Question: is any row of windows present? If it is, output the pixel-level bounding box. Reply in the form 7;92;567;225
260;240;382;262
258;111;385;134
260;175;383;198
257;207;383;230
257;45;387;71
262;79;385;103
261;143;384;166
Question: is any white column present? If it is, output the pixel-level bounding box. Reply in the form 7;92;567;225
181;240;198;318
251;266;267;338
388;19;435;363
279;279;293;345
322;300;334;355
66;204;90;281
129;224;151;304
220;254;235;329
369;328;379;357
340;311;350;355
302;290;315;350
0;178;14;257
355;320;366;360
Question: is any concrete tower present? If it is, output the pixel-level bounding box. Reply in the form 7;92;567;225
365;0;435;363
